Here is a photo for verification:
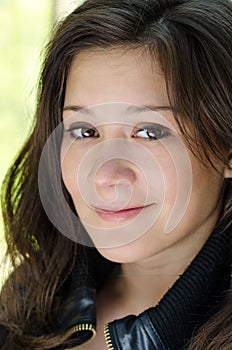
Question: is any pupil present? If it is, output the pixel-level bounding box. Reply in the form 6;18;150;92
148;128;159;138
83;128;94;137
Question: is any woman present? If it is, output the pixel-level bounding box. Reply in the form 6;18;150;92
0;0;232;349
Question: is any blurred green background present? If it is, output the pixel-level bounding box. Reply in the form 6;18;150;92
0;0;52;263
0;0;83;282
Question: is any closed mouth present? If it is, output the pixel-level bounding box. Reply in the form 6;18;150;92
94;204;152;213
91;203;155;222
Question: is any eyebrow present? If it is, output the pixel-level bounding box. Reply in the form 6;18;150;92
63;104;174;114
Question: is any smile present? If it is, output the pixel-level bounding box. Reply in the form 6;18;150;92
94;204;153;222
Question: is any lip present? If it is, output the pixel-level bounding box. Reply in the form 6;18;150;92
94;204;153;222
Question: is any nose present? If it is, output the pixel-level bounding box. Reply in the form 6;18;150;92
94;159;136;188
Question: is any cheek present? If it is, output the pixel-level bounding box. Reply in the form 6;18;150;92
191;161;224;204
163;164;178;203
169;154;225;236
155;149;179;207
148;136;193;214
150;144;198;234
61;151;80;199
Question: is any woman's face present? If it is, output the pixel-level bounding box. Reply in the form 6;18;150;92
61;49;227;263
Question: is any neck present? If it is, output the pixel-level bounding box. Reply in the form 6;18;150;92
113;223;212;315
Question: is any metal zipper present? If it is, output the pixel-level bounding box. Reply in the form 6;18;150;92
65;322;96;339
104;323;115;350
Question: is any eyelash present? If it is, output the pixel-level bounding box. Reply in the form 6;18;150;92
66;124;171;141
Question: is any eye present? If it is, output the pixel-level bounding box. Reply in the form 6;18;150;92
66;123;99;140
132;124;171;141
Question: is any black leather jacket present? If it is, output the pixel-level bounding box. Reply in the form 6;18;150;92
0;228;231;349
54;228;231;350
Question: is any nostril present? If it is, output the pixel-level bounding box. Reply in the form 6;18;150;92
93;160;136;188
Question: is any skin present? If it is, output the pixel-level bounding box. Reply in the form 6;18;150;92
61;49;232;349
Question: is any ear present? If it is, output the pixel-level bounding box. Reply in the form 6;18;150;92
224;152;232;178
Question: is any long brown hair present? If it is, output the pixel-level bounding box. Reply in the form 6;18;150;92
1;0;232;348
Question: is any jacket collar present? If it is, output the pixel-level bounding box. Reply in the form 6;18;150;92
56;226;231;349
106;228;231;349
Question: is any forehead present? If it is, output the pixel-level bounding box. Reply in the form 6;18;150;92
64;48;170;109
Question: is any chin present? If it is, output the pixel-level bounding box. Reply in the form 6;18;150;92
97;245;133;263
97;244;149;264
